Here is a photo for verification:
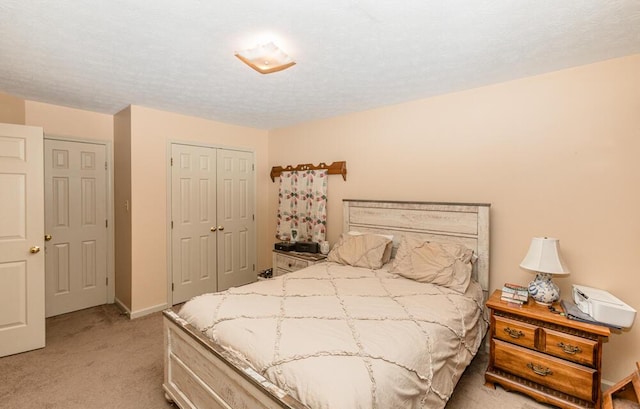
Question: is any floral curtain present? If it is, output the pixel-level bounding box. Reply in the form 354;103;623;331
276;169;328;242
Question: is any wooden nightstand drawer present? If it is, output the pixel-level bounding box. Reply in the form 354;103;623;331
272;250;327;277
543;328;598;367
275;255;309;272
493;315;537;350
493;339;597;402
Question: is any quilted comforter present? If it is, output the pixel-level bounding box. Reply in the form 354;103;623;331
179;261;487;409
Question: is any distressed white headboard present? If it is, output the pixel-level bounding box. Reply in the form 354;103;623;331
342;200;490;295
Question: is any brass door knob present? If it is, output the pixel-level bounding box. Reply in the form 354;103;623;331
30;246;41;254
44;234;52;241
217;226;224;231
210;227;217;232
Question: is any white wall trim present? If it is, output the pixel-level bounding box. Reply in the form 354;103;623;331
113;297;131;317
115;298;166;320
601;379;614;390
166;141;172;308
129;302;169;319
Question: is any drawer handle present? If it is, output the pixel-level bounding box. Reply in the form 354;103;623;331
558;342;582;355
527;362;553;377
504;327;524;339
288;263;293;268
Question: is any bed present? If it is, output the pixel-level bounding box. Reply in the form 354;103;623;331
163;199;490;409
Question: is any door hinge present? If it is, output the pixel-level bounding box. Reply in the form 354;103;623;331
171;221;173;229
172;283;174;291
252;163;255;171
106;277;109;286
252;214;255;221
105;219;108;228
253;264;255;271
170;157;173;166
105;161;108;170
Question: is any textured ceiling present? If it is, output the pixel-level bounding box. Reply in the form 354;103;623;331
1;1;639;130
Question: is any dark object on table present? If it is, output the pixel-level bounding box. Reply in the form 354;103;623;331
274;242;296;251
295;241;319;253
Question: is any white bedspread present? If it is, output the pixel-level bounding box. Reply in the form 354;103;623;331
179;262;487;409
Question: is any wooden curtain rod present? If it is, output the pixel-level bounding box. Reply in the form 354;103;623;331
270;161;347;182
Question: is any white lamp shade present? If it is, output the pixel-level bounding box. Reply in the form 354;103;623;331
520;237;569;274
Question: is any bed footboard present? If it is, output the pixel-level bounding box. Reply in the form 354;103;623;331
163;310;306;409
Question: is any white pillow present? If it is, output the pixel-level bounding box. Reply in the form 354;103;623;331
389;236;473;293
347;231;394;264
327;233;392;269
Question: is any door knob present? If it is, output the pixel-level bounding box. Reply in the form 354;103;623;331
30;246;41;254
44;234;52;241
210;226;217;232
217;226;224;231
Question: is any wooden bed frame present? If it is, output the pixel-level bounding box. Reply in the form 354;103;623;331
163;200;490;409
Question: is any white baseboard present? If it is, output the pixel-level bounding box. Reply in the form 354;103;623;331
601;378;614;390
114;297;131;317
130;302;169;319
113;297;168;319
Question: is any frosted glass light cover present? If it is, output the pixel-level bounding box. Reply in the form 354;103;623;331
235;42;295;74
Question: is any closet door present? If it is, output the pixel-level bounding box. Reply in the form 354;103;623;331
171;144;217;304
170;144;255;303
216;149;255;291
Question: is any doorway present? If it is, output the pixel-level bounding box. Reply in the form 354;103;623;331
0;123;45;357
44;138;113;317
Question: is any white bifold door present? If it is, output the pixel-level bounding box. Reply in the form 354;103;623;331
0;123;45;357
171;144;255;305
44;139;108;317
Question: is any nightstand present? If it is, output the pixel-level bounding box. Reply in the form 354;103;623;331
485;290;610;409
272;250;327;277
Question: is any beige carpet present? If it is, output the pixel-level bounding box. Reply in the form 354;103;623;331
0;303;557;409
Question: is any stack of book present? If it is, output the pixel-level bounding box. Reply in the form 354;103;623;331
501;283;529;304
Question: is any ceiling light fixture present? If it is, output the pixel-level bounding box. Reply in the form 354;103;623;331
235;42;296;74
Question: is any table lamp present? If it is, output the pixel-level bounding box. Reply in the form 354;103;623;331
520;237;569;305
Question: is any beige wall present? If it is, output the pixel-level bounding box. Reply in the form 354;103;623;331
0;92;25;124
128;105;269;314
268;54;640;381
114;107;132;309
25;101;113;142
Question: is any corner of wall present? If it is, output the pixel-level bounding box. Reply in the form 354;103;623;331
113;106;133;310
0;92;26;125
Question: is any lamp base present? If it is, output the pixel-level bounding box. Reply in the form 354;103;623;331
528;273;560;306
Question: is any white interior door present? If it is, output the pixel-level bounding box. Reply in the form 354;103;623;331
171;144;217;304
44;139;108;317
0;123;45;357
216;149;255;291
